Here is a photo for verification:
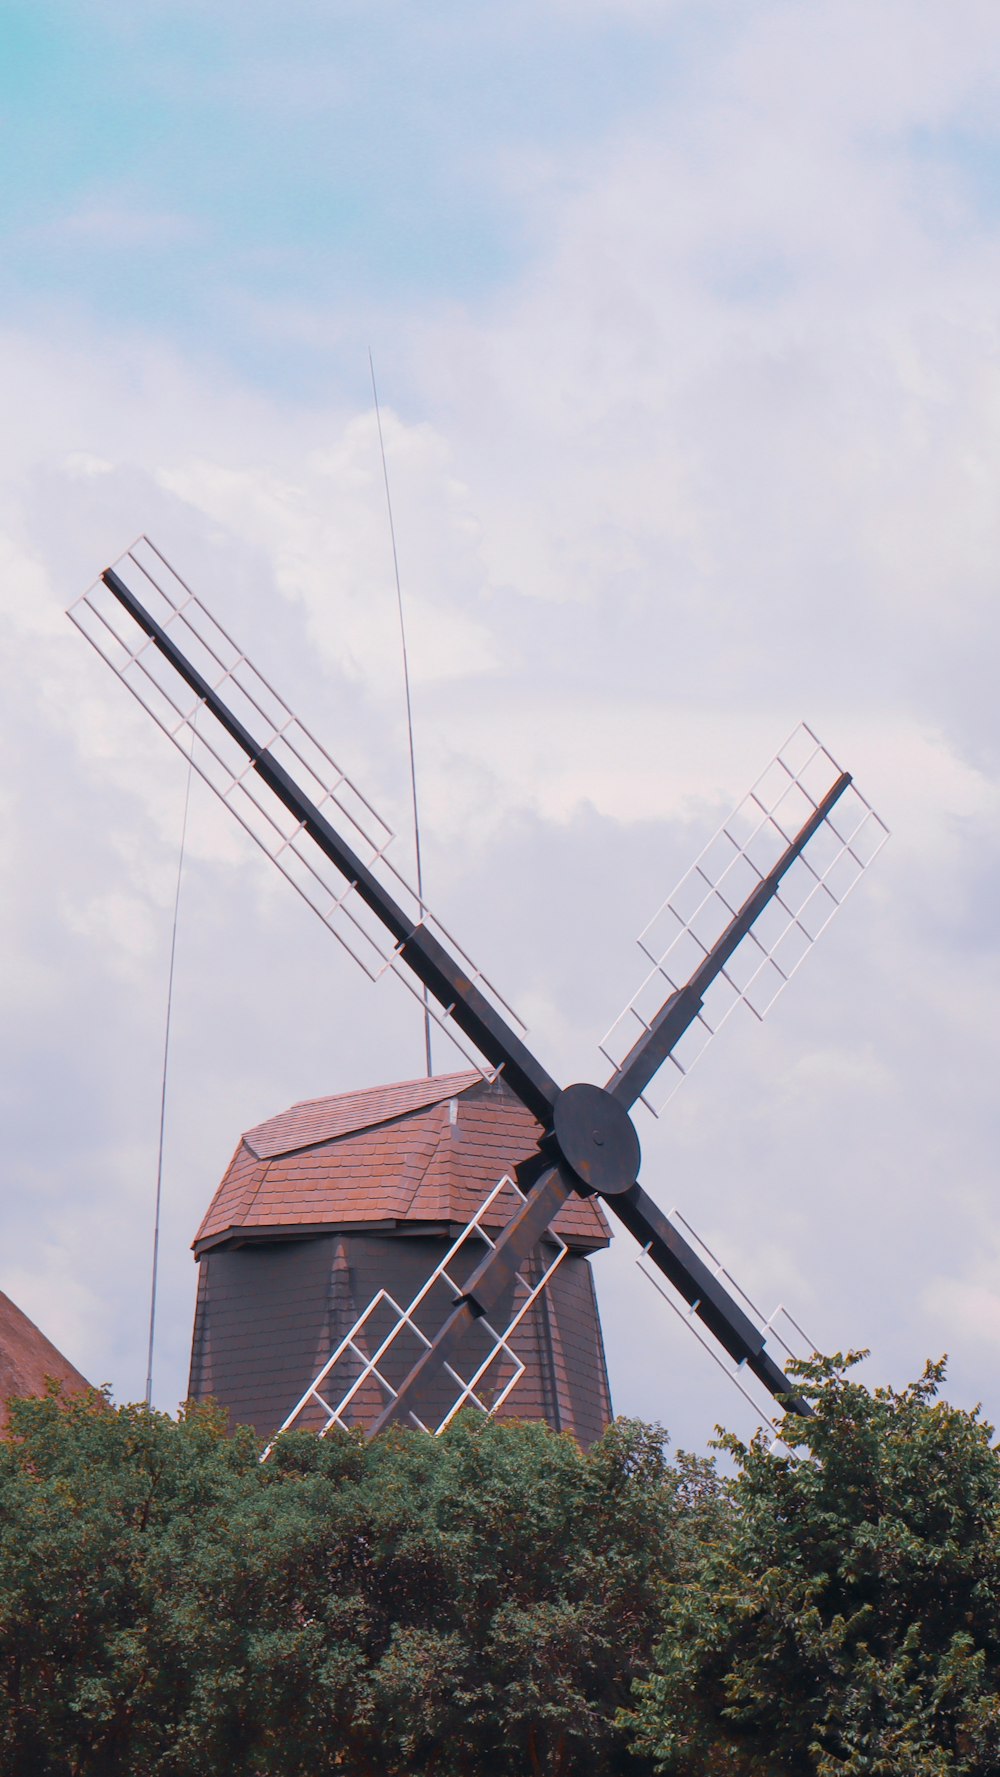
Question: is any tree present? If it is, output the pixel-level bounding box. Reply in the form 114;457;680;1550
194;1412;701;1776
625;1353;1000;1776
0;1386;260;1776
0;1389;703;1776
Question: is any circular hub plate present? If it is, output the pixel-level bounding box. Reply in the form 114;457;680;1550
552;1082;641;1197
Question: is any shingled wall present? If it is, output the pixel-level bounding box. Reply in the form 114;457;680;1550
189;1073;614;1448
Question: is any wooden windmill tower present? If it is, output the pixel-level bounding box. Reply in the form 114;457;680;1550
70;538;887;1445
188;1070;612;1446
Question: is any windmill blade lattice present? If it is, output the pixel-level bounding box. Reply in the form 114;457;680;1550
69;537;524;1079
600;724;889;1115
263;1173;569;1452
71;537;888;1442
634;1208;817;1454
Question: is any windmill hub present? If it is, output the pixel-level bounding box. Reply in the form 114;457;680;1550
553;1083;640;1198
75;542;885;1437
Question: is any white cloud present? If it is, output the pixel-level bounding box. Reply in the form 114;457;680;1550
52;202;202;249
3;1;1000;1449
925;1275;1000;1352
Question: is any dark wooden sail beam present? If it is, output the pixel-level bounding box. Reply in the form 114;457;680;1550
99;562;846;1428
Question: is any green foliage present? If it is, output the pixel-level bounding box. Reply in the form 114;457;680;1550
0;1387;259;1776
0;1391;698;1776
7;1358;1000;1776
625;1353;1000;1776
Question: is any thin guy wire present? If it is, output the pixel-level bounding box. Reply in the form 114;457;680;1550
369;348;433;1077
145;748;194;1405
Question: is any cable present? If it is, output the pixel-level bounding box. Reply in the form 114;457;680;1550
145;749;194;1406
369;349;433;1077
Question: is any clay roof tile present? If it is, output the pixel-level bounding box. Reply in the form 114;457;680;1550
0;1293;91;1435
195;1072;611;1253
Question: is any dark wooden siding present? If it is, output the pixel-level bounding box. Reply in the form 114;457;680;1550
189;1231;612;1448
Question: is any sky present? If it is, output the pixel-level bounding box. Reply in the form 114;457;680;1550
3;0;1000;1455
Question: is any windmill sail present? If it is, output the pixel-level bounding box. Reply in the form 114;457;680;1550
69;537;525;1079
634;1209;817;1453
72;538;888;1443
262;1171;570;1454
600;724;889;1114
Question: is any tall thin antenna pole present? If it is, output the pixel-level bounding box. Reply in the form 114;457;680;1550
369;349;433;1077
145;751;194;1406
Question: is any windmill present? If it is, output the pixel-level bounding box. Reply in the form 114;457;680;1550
187;1069;614;1447
69;537;888;1441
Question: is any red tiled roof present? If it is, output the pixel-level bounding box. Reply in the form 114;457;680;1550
0;1292;91;1435
196;1073;611;1254
245;1071;480;1159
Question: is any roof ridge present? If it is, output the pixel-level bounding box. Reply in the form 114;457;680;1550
193;1075;614;1254
281;1068;478;1118
396;1099;452;1218
234;1148;274;1231
244;1069;481;1160
191;1139;264;1246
